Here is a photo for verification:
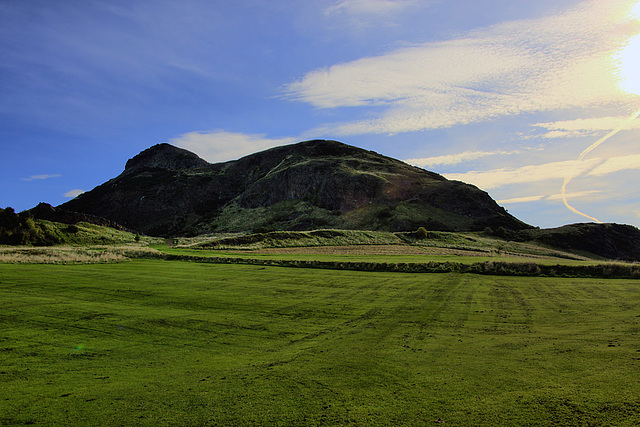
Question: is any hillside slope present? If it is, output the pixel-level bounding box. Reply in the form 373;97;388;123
516;223;640;262
60;140;530;236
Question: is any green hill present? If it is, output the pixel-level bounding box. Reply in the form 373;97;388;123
0;207;140;246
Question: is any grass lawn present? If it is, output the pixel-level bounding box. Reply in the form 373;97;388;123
1;260;639;425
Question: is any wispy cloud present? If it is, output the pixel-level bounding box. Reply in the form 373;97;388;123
404;150;520;168
288;0;640;135
533;115;640;138
446;152;640;190
444;159;601;189
63;189;85;198
498;190;601;205
497;195;546;204
589;153;640;176
325;0;419;17
169;131;297;163
22;174;62;182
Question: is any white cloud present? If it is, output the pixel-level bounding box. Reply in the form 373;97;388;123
533;115;640;138
325;0;418;16
287;0;640;135
546;190;602;201
63;189;85;198
444;158;601;189
169;130;297;163
404;149;520;168
498;190;601;204
497;195;546;204
535;116;640;132
589;153;640;176
22;174;62;181
443;151;640;191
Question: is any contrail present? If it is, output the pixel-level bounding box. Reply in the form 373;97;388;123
561;108;640;222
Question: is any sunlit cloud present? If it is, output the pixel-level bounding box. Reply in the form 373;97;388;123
497;195;546;204
444;151;640;191
444;159;601;190
63;189;85;198
534;115;640;138
404;149;520;168
547;190;603;201
498;190;601;205
22;174;62;182
169;130;297;163
287;1;640;135
614;33;640;95
589;153;640;176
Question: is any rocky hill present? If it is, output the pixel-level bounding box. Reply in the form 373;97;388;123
60;140;530;236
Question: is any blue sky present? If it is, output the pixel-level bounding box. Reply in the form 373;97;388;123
2;0;640;228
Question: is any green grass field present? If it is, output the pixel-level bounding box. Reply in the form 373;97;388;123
1;259;639;425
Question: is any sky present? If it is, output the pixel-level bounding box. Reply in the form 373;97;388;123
2;0;640;229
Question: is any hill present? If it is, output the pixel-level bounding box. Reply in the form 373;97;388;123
515;222;640;262
59;140;529;236
0;206;141;246
29;202;133;232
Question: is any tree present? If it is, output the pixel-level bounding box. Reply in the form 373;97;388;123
494;227;508;238
416;227;428;239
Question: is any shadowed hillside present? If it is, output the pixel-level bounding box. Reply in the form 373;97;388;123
515;222;640;262
59;140;530;236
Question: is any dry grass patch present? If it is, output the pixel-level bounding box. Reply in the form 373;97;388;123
0;245;160;264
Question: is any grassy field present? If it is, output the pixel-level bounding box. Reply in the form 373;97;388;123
0;245;158;264
176;229;595;261
154;244;602;266
1;259;639;425
150;244;640;279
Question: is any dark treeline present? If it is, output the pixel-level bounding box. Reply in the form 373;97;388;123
0;207;61;245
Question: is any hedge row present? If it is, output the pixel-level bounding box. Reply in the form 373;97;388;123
141;252;640;279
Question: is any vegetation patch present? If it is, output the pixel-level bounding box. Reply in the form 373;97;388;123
185;255;640;279
182;228;594;261
191;228;403;250
0;207;151;246
1;261;638;425
0;245;160;264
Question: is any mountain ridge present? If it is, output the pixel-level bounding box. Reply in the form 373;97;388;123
59;139;529;236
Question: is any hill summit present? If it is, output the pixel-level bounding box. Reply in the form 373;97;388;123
60;140;530;236
124;143;209;172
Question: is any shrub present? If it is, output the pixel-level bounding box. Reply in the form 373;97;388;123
494;227;507;238
416;227;428;239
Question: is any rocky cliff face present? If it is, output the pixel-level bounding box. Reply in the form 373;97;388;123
60;140;531;236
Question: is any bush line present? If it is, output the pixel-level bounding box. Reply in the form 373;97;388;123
141;252;640;279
